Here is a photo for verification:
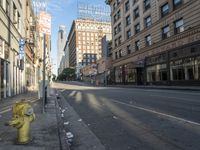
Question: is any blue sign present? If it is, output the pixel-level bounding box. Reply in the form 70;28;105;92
19;38;25;60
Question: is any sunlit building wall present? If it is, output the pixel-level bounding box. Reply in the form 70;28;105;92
106;0;200;85
67;19;111;79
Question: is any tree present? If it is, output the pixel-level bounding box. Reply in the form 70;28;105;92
57;68;76;81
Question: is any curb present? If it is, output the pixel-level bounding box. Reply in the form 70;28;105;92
54;93;71;150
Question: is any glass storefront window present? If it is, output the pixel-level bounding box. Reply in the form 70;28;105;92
115;66;122;83
0;60;4;98
147;64;167;82
197;56;200;80
170;57;196;81
159;70;167;81
124;64;136;83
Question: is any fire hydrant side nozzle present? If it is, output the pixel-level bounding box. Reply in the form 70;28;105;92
6;99;35;144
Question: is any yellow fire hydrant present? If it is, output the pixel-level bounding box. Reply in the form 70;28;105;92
6;99;35;144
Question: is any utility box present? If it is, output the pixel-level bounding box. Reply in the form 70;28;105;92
38;80;50;99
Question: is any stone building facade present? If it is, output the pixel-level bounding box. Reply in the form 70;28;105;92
67;19;111;79
106;0;200;85
0;0;39;99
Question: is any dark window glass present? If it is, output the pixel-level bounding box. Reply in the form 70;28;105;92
114;14;117;23
162;25;170;39
174;18;184;34
126;15;131;26
114;26;118;35
173;0;182;9
117;10;121;19
118;36;122;45
161;3;169;17
127;45;131;54
119;50;122;58
125;1;130;12
117;0;121;5
115;39;118;47
145;16;151;28
115;52;118;59
144;0;151;10
118;23;121;32
187;68;194;80
127;29;131;39
134;7;139;19
135;40;140;51
159;70;168;81
113;3;116;10
145;35;152;46
135;23;140;34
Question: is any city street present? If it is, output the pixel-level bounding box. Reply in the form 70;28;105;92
54;81;200;150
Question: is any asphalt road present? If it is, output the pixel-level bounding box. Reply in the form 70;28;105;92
54;81;200;150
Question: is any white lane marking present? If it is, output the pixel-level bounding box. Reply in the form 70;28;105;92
110;99;200;126
69;91;76;97
0;108;12;114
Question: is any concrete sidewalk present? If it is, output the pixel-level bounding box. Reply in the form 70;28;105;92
0;90;67;150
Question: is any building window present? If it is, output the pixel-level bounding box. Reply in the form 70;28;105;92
144;0;151;11
115;39;118;47
133;0;138;5
118;23;121;32
135;23;140;34
174;18;184;34
127;29;131;39
173;0;182;10
119;49;122;58
126;15;131;26
145;16;151;28
118;36;122;45
134;7;139;19
115;52;118;59
113;2;116;11
114;14;117;23
117;0;121;5
127;45;131;54
135;40;140;51
114;26;118;35
162;25;170;39
145;34;152;46
161;3;169;17
117;10;121;19
125;1;130;12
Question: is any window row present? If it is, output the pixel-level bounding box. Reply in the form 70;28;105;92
114;18;184;59
114;36;122;47
122;18;184;42
124;0;151;13
116;0;183;28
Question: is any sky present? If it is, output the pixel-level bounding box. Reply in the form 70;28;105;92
46;0;109;75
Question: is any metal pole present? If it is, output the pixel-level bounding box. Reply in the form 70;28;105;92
42;33;46;113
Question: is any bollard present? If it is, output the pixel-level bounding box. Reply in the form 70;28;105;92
5;99;35;144
45;86;47;104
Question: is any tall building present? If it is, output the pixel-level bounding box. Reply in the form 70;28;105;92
57;25;67;74
67;19;111;79
106;0;200;85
